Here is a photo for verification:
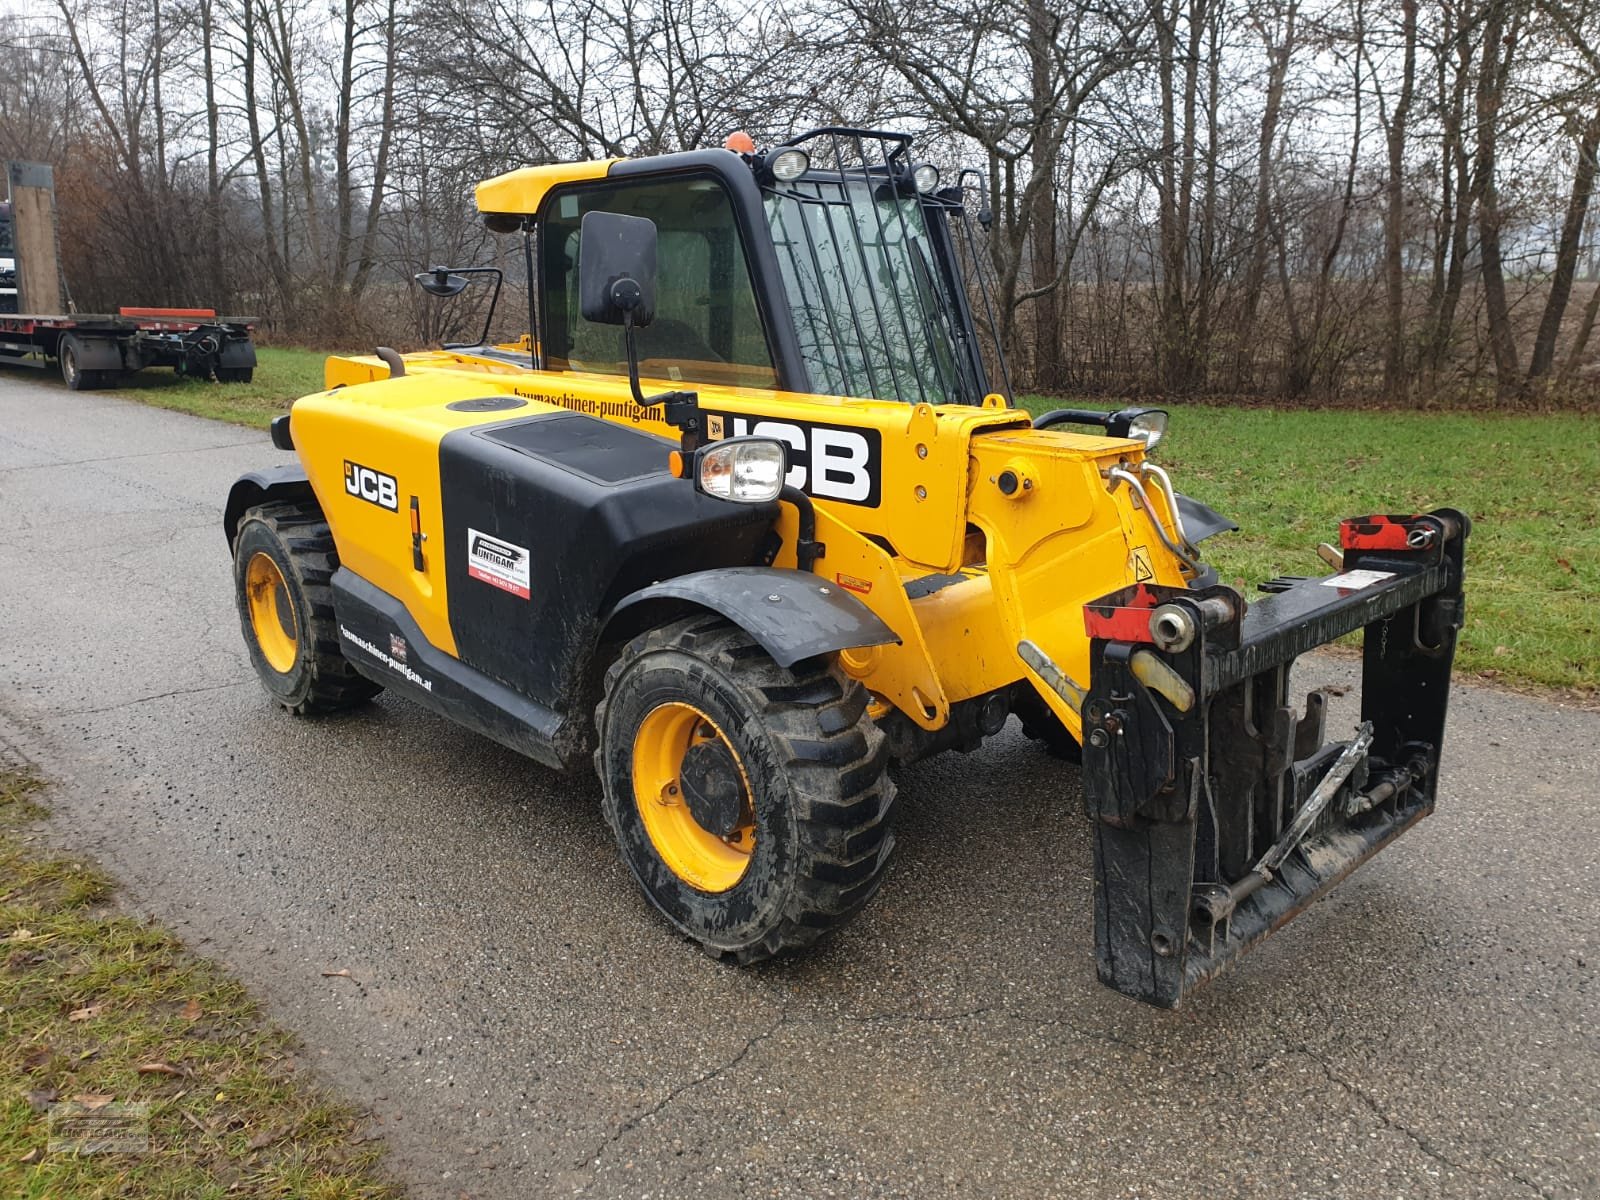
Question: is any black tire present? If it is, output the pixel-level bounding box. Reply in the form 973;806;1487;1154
595;615;895;963
217;367;254;384
1013;688;1083;763
59;336;92;391
232;500;382;715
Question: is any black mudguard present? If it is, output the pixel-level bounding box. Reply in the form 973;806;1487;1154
1175;492;1239;543
223;463;313;546
608;567;899;669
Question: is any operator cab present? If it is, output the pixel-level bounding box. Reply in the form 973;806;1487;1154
481;128;1006;407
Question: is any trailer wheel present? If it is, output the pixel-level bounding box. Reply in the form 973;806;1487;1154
232;500;382;715
595;615;895;963
217;368;254;384
58;336;94;391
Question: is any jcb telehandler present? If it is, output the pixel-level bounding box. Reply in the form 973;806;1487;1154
226;129;1468;1007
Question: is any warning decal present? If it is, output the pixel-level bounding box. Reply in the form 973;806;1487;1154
1131;545;1155;583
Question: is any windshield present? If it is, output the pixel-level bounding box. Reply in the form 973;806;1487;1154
0;204;12;257
763;180;982;406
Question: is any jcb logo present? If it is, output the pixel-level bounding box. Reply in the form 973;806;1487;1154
344;460;398;511
708;414;882;507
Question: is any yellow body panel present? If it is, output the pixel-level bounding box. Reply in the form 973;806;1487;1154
308;344;1191;735
290;372;576;655
475;159;618;216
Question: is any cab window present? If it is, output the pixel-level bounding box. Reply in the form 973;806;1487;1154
540;177;778;390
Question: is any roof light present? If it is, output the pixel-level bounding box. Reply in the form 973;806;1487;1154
912;163;940;193
768;148;809;183
724;130;756;154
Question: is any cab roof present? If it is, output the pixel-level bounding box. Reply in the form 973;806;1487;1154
474;158;619;218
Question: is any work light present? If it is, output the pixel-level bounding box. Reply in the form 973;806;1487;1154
695;437;788;503
768;149;810;183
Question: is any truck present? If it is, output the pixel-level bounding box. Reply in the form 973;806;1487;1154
225;128;1469;1008
0;162;256;390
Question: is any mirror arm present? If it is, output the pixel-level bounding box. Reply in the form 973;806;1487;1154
620;308;704;455
433;266;504;350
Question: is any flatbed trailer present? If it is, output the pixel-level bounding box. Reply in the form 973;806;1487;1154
0;307;257;391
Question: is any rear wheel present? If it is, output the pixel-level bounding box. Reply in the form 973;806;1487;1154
217;367;254;383
59;336;93;391
596;615;895;963
232;500;382;714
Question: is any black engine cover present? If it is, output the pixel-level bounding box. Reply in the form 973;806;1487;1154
438;411;776;718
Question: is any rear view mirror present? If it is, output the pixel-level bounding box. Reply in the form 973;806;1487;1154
415;266;469;297
579;211;657;327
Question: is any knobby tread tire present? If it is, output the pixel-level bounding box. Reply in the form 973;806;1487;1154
233;500;382;715
594;614;896;964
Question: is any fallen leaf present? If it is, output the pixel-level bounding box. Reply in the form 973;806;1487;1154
25;1088;58;1112
73;1094;115;1109
1493;644;1511;657
248;1125;285;1150
137;1062;186;1078
6;928;34;942
68;1002;105;1022
1556;556;1575;574
180;998;202;1021
20;1045;51;1072
320;968;352;979
18;1148;39;1164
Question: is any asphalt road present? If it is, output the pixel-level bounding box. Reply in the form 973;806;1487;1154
1;374;1596;1199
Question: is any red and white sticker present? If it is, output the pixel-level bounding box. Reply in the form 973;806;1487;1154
467;528;531;599
835;572;873;595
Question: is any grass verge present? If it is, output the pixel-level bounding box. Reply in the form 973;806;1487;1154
0;766;398;1199
104;347;329;427
1019;398;1599;698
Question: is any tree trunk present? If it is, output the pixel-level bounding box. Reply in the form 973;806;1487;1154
1527;114;1600;381
1026;0;1061;391
1474;0;1521;397
1234;0;1296;393
1382;0;1417;395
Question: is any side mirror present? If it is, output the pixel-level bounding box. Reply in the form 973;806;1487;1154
415;266;469;298
578;211;657;327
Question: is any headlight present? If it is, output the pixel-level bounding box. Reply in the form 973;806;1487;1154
1109;407;1168;450
767;148;809;183
695;436;787;503
912;163;940;193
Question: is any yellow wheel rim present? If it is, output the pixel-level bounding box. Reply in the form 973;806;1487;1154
245;552;299;674
631;702;755;893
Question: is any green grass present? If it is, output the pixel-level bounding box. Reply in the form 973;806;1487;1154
106;347;329;427
0;767;400;1199
1018;398;1599;697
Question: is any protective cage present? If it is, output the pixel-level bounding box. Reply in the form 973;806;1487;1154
1079;509;1469;1007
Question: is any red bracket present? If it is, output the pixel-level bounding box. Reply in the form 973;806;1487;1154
1083;583;1162;643
1339;514;1425;552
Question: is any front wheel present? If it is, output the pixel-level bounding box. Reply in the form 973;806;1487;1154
232;500;382;714
595;616;895;963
